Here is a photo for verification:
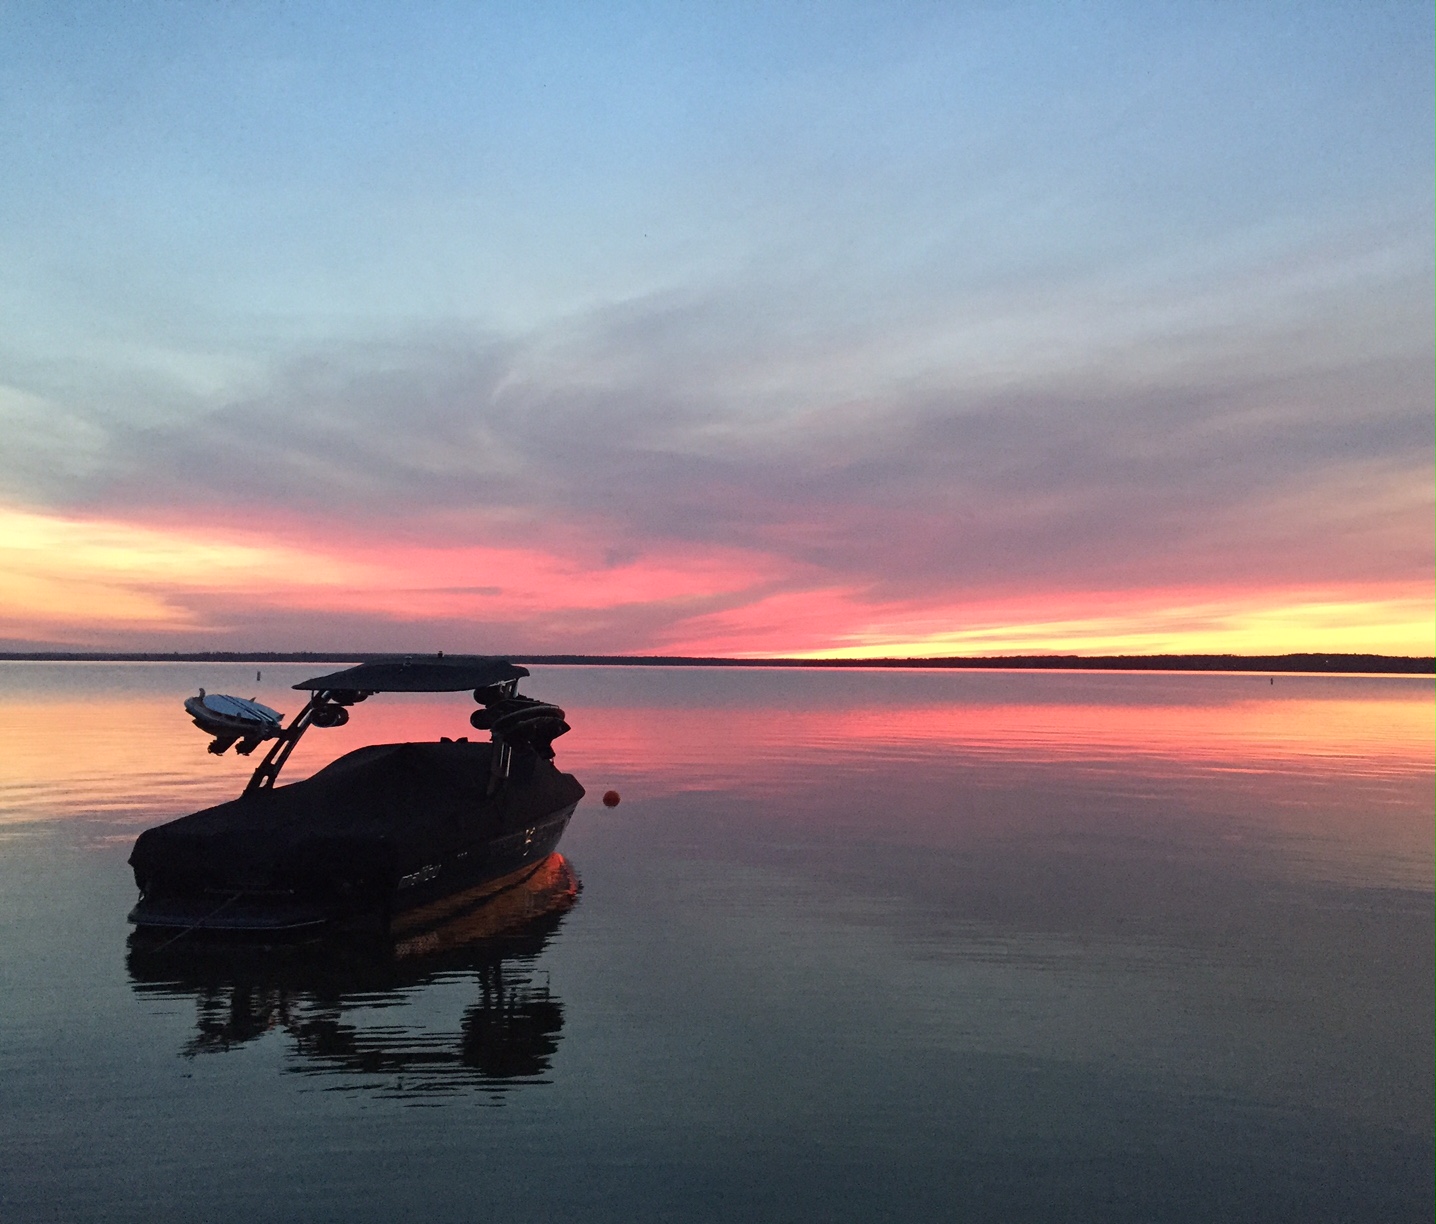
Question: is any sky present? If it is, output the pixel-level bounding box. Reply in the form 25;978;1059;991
1;1;1431;657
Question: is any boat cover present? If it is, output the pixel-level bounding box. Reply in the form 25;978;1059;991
129;740;581;898
295;655;529;694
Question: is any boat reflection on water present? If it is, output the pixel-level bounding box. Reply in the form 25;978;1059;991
126;853;580;1100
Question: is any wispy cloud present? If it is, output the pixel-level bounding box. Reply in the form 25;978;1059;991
0;4;1429;653
1;226;1428;653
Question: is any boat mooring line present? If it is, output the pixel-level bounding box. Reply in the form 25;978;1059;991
138;891;245;954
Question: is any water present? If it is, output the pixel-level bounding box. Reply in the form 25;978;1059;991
1;663;1431;1222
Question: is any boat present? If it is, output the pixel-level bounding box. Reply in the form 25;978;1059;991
128;655;585;935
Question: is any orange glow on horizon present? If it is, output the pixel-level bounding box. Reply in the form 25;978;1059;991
1;504;1430;657
689;586;1436;660
655;580;1434;659
0;504;784;639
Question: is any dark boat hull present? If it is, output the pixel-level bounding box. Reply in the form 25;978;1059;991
127;802;577;934
128;740;583;935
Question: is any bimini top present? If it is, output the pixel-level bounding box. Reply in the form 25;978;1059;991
294;655;529;694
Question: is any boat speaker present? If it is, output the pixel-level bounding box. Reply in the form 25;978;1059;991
311;703;350;728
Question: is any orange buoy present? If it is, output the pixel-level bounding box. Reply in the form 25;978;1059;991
602;790;621;807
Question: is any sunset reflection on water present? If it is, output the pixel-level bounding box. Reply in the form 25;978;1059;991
3;663;1428;886
3;664;1429;788
0;663;1430;1222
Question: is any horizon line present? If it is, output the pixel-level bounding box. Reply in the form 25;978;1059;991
0;650;1431;675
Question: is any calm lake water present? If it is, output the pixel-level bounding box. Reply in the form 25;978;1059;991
1;663;1431;1223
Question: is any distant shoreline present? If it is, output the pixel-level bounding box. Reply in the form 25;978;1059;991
0;651;1430;675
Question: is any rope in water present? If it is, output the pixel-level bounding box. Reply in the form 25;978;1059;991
139;891;244;955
